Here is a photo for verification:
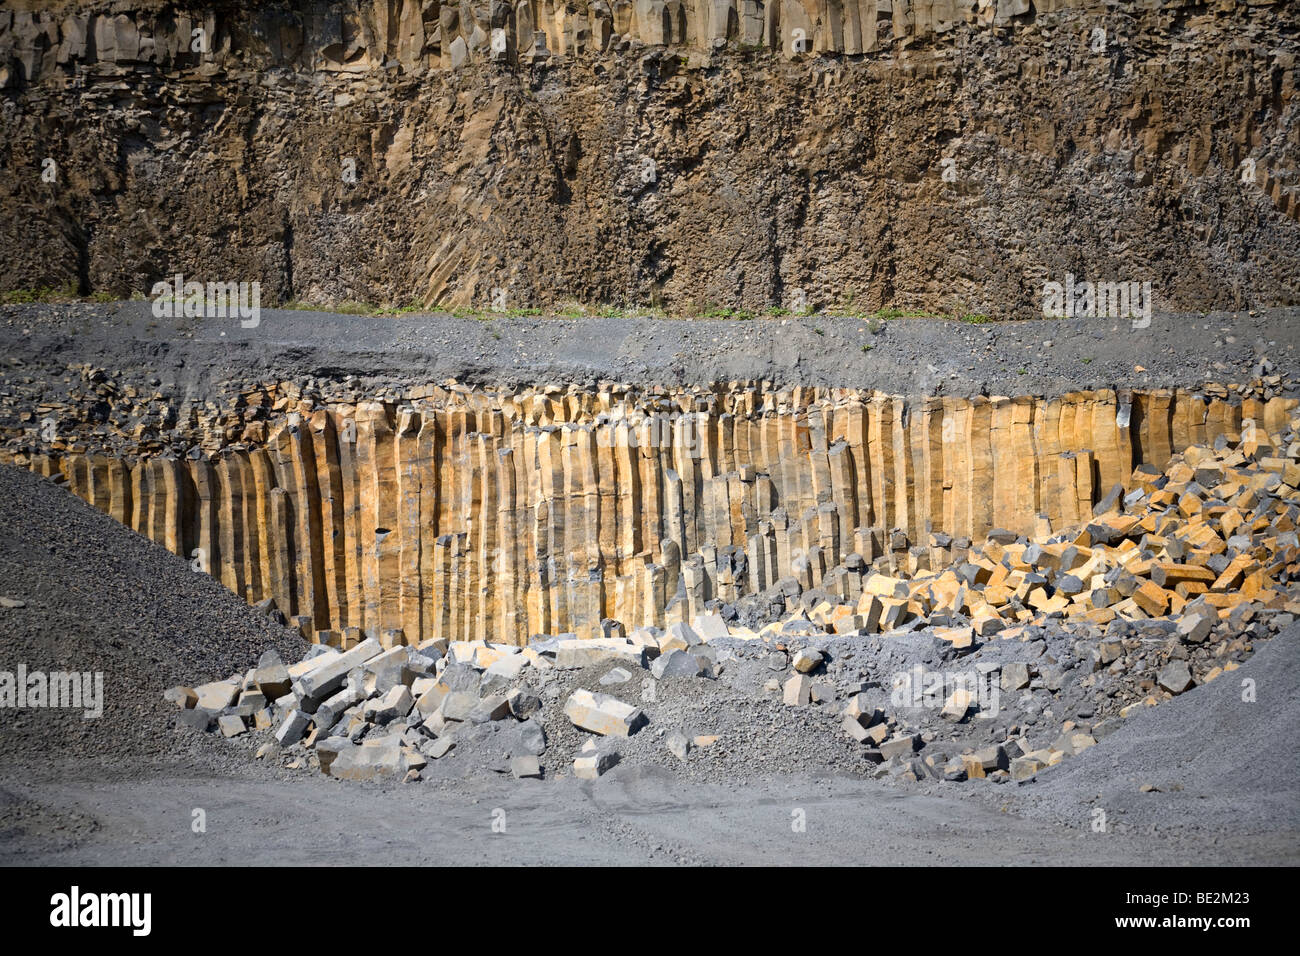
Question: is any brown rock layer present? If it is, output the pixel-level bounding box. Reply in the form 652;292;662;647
1;0;1297;314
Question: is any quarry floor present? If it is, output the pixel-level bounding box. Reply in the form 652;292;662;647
3;302;1299;397
4;630;1297;867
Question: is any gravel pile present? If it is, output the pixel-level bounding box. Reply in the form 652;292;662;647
1000;627;1300;837
0;465;305;769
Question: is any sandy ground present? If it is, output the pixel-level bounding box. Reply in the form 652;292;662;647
1;764;1292;867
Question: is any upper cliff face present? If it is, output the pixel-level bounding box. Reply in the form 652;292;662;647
1;0;1297;316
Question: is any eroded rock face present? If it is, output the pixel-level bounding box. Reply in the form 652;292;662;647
1;1;1298;313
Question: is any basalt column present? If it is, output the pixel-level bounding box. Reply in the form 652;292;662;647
20;385;1294;647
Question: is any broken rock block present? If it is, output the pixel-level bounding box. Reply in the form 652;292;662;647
468;693;513;723
1157;660;1195;694
841;713;874;743
517;718;547;756
439;690;479;722
573;748;619;779
1010;754;1047;781
665;731;691;760
506;687;541;718
1177;613;1213;644
843;694;882;726
294;638;383;705
554;637;647;669
782;673;812;706
364;684;414;724
940;688;974;722
879;733;920;761
254;649;292;699
691;613;730;641
274;708;311;747
217;714;247;737
315;683;365;733
510;755;542;779
563;689;646;736
650;649;708;679
163;685;197;709
314;735;351;775
421;736;455;759
486;652;529;681
972;744;1008;772
193;679;240;711
363;646;413;694
177;708;215;732
792;648;824;673
328;734;424;781
1001;661;1031;691
659;622;702;652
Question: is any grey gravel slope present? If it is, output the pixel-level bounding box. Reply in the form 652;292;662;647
0;465;305;769
1001;627;1300;840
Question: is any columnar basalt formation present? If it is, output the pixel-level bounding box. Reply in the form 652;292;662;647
159;407;1300;786
2;1;1298;313
5;382;1294;645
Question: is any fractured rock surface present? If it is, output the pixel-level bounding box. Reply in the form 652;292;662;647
1;2;1297;312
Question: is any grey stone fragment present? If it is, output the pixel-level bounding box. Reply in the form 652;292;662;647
315;736;352;775
507;688;541;718
1158;660;1194;694
972;744;1007;771
510;755;542;778
792;648;823;673
665;732;691;760
1001;661;1031;691
439;662;482;693
329;734;422;781
650;649;707;679
314;683;364;733
469;694;512;723
163;685;197;709
254;649;291;698
517;718;547;756
574;748;619;779
275;708;311;747
294;638;383;705
1177;613;1213;644
177;708;214;732
1010;755;1046;781
879;734;919;760
842;713;871;743
440;690;478;721
364;646;412;694
364;684;414;724
217;714;247;737
421;736;455;759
